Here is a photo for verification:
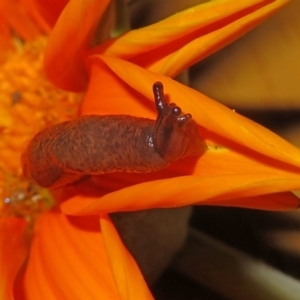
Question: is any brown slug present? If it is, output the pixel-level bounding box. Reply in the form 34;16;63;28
22;82;205;188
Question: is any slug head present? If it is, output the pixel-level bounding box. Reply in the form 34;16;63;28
152;82;205;162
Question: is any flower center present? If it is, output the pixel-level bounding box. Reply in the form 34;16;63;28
0;36;81;219
1;174;54;221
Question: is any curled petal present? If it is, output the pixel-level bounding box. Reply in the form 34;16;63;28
61;172;300;215
44;0;110;91
93;0;289;77
16;211;152;299
60;146;300;209
61;120;300;212
0;218;28;300
147;0;289;77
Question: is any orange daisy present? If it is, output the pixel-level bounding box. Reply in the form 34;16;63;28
1;0;299;299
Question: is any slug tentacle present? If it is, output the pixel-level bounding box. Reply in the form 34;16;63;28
152;82;204;162
22;82;205;188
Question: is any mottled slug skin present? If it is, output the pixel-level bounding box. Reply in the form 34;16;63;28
22;82;205;188
22;115;167;188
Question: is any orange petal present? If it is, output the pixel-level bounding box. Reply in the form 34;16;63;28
0;218;28;300
85;55;300;169
81;57;154;117
17;211;152;299
100;215;154;300
203;192;300;210
147;0;290;77
0;0;43;40
61;168;300;215
21;0;53;33
44;0;110;91
59;142;300;213
93;0;288;77
60;144;300;202
31;0;69;28
0;16;12;52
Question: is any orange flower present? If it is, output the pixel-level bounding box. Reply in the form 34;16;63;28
1;0;299;299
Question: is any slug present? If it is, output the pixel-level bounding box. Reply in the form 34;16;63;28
22;82;205;188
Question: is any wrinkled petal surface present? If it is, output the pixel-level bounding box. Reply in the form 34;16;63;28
0;218;28;300
16;211;152;299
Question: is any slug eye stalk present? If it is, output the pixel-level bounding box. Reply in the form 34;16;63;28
152;82;204;162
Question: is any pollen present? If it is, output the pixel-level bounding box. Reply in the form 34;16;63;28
0;36;82;218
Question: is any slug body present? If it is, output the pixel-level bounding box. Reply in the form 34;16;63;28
22;82;204;188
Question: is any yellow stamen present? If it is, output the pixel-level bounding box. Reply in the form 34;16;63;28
0;36;81;218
